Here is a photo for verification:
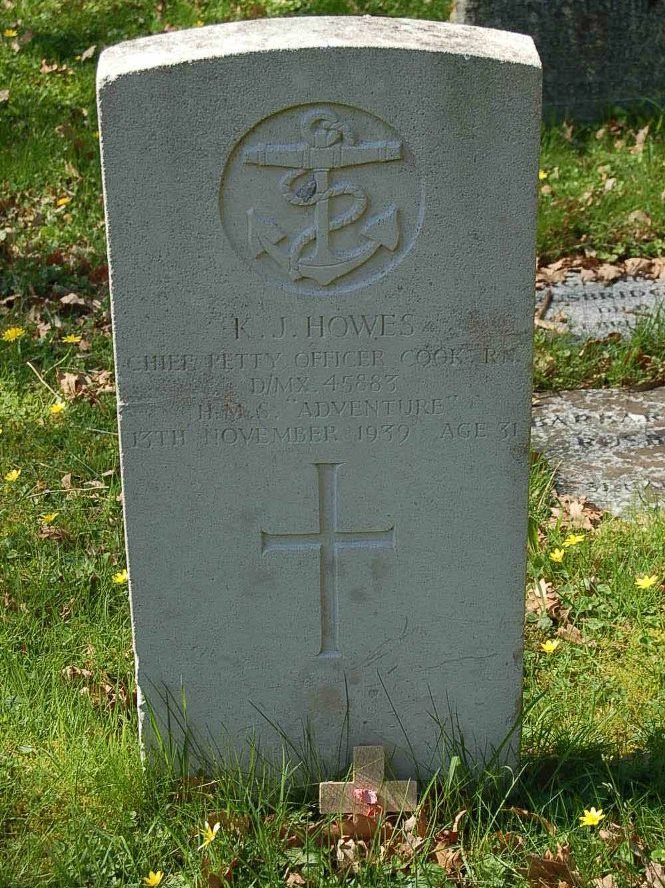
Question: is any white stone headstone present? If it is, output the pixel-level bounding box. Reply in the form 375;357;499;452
98;17;541;775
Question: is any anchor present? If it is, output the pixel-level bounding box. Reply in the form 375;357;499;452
243;108;402;286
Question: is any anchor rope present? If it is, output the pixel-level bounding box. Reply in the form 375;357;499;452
278;168;367;271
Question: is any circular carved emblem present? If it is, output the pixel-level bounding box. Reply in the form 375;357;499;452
220;103;423;296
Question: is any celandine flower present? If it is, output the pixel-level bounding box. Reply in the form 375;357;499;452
579;807;605;827
2;326;25;342
197;820;220;850
635;574;659;589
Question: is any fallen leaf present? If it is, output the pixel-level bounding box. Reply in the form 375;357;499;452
60;292;86;307
628;209;652;229
80;44;96;61
62;665;93;682
57;371;85;400
596;263;622;284
285;874;306;887
645;861;665;888
598;823;625;852
61;472;72;490
519;843;582;888
549;495;604;530
38;525;70;541
629;125;649;155
556;624;586;645
335;837;368;874
0;88;8;103
593;876;620;888
526;579;569;626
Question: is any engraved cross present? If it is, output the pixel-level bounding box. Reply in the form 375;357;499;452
261;463;396;657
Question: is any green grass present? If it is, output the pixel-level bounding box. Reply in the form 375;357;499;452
1;349;663;885
1;1;665;886
534;310;665;391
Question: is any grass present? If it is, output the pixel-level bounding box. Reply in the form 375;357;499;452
1;1;664;886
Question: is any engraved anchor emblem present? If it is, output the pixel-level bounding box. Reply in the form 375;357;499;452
243;108;402;286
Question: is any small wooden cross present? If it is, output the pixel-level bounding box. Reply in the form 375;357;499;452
319;746;417;815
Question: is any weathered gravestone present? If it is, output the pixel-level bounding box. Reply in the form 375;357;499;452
451;0;665;120
537;278;665;339
532;387;665;515
97;17;541;775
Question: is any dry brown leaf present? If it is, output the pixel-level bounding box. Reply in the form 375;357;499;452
556;624;586;645
593;876;620;888
285;874;306;887
61;472;72;490
80;44;96;61
596;263;623;284
630;125;649;155
549;494;604;530
62;665;93;682
60;292;86;307
645;861;665;888
335;837;368;874
38;524;70;541
526;579;569;625
57;371;85;400
597;823;625;852
624;257;654;277
519;843;582;888
0;89;8;103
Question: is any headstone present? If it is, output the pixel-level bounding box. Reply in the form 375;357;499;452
537;278;665;339
451;0;665;120
97;16;541;775
532;387;665;514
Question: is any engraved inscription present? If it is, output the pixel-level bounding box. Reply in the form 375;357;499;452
261;463;396;657
121;315;531;451
220;104;423;295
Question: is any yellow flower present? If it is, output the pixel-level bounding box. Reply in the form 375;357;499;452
143;872;164;887
540;639;560;654
112;569;128;584
635;574;659;589
549;548;565;563
62;333;81;344
40;512;58;524
3;28;17;38
579;807;605;827
538;169;548;181
563;533;585;548
56;196;71;207
49;401;66;416
2;326;25;342
4;468;21;482
195;18;204;25
197;820;220;850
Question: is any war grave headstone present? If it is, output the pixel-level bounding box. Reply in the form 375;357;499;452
532;388;665;515
98;17;542;775
451;0;665;120
536;277;665;339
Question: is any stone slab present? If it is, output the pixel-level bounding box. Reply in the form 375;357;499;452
537;278;665;339
98;16;541;775
532;387;665;514
451;0;665;120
